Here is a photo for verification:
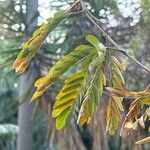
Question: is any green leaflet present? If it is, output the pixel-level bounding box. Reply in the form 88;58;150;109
86;34;100;50
86;34;106;53
80;51;97;70
32;45;97;99
52;71;87;129
77;54;106;125
56;108;71;129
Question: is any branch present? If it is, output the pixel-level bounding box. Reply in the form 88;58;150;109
105;47;150;74
80;1;150;74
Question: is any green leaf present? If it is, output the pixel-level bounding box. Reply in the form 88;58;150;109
86;34;100;50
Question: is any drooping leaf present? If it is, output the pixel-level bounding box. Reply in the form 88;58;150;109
120;85;150;135
105;56;125;135
13;11;69;74
111;61;125;85
32;45;97;100
111;56;126;71
106;99;122;135
77;54;106;125
52;71;87;129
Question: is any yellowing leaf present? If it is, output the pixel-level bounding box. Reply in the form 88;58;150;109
77;97;91;126
52;71;87;128
32;45;96;100
111;62;125;85
111;56;126;71
105;55;125;135
13;11;69;74
31;89;45;101
112;96;124;111
34;76;47;87
120;98;140;135
52;99;74;118
141;95;150;108
112;73;123;89
78;56;106;126
106;99;122;135
13;58;28;74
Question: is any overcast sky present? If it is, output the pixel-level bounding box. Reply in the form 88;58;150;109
38;0;141;26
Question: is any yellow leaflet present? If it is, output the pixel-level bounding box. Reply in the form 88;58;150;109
31;89;45;101
56;91;78;101
111;56;126;71
112;73;123;88
34;76;47;87
141;96;150;108
65;71;86;84
112;96;124;111
106;100;121;135
32;45;96;99
102;72;106;86
77;98;90;126
52;100;74;118
52;71;87;128
111;63;125;84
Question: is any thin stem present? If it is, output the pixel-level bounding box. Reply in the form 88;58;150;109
106;47;150;74
81;1;150;74
70;10;84;16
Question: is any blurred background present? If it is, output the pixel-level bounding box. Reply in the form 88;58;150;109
0;0;149;150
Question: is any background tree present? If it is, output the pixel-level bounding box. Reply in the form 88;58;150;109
17;0;39;150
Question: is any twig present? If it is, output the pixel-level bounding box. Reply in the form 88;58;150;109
106;47;150;74
80;1;150;74
70;10;84;16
